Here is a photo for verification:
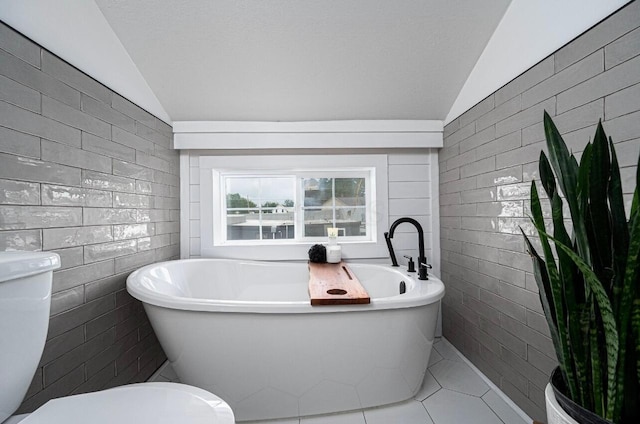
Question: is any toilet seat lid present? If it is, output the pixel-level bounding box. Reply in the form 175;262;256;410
19;383;235;424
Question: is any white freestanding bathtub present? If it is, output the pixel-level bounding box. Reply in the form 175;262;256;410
127;259;444;421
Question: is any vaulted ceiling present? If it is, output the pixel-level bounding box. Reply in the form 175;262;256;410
94;0;510;121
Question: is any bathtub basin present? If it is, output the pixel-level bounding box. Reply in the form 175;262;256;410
127;258;444;421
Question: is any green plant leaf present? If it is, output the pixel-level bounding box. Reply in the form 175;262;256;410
622;297;640;421
580;302;593;409
543;111;591;264
522;230;565;362
632;298;640;421
523;230;556;325
614;186;640;419
590;300;604;416
539;151;556;199
552;190;588;405
633;188;639;225
632;154;640;224
588;121;612;286
579;142;593;214
528;181;578;399
608;137;629;316
633;299;640;391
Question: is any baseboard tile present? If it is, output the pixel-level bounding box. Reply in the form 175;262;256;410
148;360;170;382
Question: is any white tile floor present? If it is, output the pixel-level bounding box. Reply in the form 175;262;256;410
151;338;530;424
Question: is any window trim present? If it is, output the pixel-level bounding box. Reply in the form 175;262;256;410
199;154;389;261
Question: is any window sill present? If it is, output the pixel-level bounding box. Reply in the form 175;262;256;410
200;241;389;262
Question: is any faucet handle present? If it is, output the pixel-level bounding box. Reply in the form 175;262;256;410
418;262;432;280
403;255;416;273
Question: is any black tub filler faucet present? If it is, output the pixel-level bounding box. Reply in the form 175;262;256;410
384;217;432;280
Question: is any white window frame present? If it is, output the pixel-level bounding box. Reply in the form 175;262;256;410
220;170;373;245
199;154;389;261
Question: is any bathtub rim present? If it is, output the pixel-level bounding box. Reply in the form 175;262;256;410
127;258;444;314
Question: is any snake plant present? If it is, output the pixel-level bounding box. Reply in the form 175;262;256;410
522;112;640;423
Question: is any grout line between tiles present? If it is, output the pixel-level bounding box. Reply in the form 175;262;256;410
430;386;486;399
419;399;436;424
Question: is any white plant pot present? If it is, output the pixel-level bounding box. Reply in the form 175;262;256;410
545;383;579;424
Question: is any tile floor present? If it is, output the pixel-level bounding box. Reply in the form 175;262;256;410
151;338;530;424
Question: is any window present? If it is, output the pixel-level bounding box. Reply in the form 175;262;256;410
220;170;373;244
199;154;389;260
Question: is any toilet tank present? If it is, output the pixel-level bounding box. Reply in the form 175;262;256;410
0;252;60;422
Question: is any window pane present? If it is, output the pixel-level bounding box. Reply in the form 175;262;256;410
335;178;365;207
226;178;259;207
261;199;294;240
259;177;295;205
226;177;294;209
336;206;367;236
303;207;333;237
261;200;294;213
224;176;295;241
226;209;261;240
262;222;295;239
304;178;333;206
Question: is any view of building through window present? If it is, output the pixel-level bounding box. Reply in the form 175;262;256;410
302;177;366;237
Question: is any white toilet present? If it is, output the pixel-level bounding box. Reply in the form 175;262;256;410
0;251;235;424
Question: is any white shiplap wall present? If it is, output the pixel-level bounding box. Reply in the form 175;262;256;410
180;149;440;277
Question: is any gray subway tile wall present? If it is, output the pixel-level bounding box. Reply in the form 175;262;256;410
439;2;640;421
0;22;179;411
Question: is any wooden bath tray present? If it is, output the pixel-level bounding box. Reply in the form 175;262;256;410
308;261;370;305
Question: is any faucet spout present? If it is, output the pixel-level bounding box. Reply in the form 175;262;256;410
387;217;428;280
384;232;398;266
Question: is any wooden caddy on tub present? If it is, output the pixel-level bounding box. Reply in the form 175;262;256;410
308;261;370;305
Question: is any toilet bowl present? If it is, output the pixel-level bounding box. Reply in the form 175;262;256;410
0;251;235;424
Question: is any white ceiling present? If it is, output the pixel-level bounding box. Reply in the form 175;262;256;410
94;0;511;122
